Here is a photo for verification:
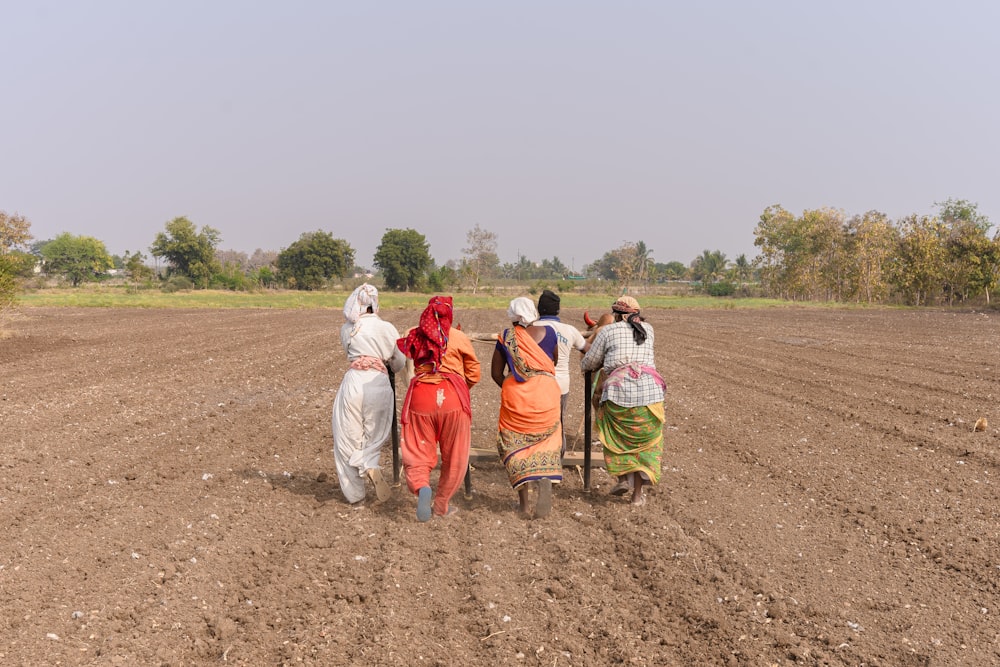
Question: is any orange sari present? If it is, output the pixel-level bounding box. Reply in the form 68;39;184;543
496;326;563;488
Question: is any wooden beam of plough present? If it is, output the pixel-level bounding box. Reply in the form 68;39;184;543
466;332;500;344
465;330;599;344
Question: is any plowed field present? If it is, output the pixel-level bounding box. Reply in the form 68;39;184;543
2;306;998;666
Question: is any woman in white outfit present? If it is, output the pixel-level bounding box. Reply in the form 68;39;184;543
332;284;406;505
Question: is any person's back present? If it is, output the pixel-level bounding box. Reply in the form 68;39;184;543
492;296;562;518
341;314;406;367
397;297;479;521
579;296;665;506
583;319;659;409
538;319;585;389
434;327;481;384
596;320;656;369
332;284;403;505
535;290;583;390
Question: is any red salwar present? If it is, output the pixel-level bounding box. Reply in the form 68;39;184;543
399;322;480;517
400;377;471;516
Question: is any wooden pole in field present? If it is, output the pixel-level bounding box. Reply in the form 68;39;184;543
583;370;593;491
389;369;401;484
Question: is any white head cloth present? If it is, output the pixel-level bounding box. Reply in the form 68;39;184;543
344;283;379;324
507;297;538;327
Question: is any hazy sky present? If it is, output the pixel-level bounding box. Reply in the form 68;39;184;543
4;2;998;271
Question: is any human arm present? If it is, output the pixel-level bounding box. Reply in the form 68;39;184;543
580;326;608;372
490;343;507;387
380;320;407;373
339;322;352;355
451;329;481;387
569;325;589;354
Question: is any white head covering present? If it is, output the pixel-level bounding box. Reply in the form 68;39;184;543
507;297;538;327
344;283;379;324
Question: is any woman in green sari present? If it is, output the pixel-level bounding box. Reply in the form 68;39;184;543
580;296;665;505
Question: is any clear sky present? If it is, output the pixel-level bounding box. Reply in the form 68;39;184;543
3;1;998;272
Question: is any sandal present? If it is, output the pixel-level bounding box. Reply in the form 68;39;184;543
366;467;391;502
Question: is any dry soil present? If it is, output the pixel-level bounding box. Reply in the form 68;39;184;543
2;305;999;666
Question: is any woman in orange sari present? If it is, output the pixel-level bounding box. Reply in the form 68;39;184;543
491;297;562;518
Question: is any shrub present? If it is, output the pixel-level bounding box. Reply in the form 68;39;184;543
705;281;736;297
556;280;576;293
162;275;195;292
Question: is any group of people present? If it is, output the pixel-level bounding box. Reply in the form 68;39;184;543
329;283;666;521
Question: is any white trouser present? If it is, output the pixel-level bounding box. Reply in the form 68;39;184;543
331;368;394;503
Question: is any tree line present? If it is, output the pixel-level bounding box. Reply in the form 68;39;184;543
1;215;697;295
754;199;998;305
2;198;997;306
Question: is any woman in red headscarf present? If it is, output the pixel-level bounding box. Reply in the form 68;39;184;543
397;296;481;521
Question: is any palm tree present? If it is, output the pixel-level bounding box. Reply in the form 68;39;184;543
635;240;652;283
691;249;728;283
732;253;751;286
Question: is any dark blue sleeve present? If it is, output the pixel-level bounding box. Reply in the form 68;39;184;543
539;326;558;360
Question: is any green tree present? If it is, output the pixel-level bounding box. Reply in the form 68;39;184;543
460;225;499;294
844;211;898;303
0;252;35;312
500;254;535;281
149;217;221;287
585;242;644;287
583;252;615;280
753;206;847;300
754;205;797;298
610;242;641;291
893;215;947;306
427;264;459;292
651;260;687;281
539;256;569;279
936;199;996;304
1;211;33;255
124;250;155;289
276;231;355;290
731;254;753;286
798;208;848;301
690;249;729;284
40;233;113;286
634;240;653;282
374;228;432;291
936;198;991;233
0;211;33;312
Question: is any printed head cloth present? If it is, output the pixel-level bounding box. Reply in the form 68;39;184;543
611;295;640;315
612;295;647;345
507;297;538;327
343;283;379;324
397;296;453;370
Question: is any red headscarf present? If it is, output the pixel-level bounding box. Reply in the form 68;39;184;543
397;296;454;371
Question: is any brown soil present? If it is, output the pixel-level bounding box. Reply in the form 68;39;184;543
2;306;998;666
